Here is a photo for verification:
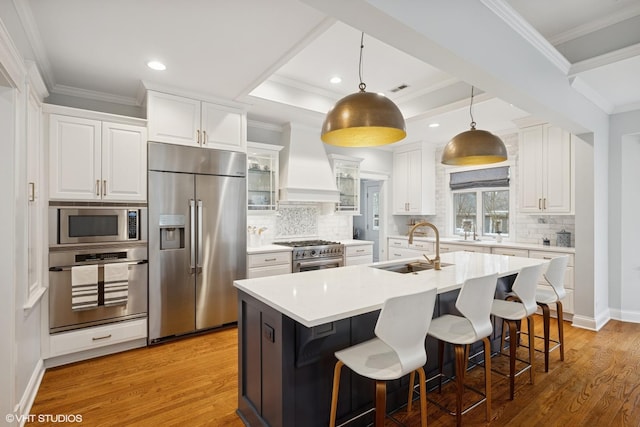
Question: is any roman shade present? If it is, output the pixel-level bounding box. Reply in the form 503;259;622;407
449;166;509;190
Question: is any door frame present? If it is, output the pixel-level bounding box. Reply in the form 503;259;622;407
360;172;389;262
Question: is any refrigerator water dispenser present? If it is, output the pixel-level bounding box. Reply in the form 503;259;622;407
159;214;185;250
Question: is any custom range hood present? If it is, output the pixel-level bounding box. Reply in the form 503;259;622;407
279;122;340;203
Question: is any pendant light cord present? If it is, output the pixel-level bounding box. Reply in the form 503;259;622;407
469;86;476;129
358;32;366;91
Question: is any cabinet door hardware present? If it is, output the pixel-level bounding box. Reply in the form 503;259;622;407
196;129;201;144
264;258;277;262
28;182;35;202
92;334;112;341
102;180;107;196
538;198;542;210
202;130;207;144
96;180;100;196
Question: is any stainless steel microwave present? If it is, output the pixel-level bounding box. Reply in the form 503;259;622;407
50;206;147;245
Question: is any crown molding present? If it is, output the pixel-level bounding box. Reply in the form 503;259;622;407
0;14;26;90
549;4;640;45
12;0;54;91
480;0;571;75
247;120;283;133
24;60;48;99
569;43;640;76
50;84;139;106
569;76;614;114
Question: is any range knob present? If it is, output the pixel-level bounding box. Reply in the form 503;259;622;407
310;250;317;256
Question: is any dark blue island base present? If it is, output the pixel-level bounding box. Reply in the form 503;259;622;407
236;276;514;427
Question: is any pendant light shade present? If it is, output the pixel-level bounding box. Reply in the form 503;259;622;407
321;89;406;147
441;87;507;165
321;33;406;147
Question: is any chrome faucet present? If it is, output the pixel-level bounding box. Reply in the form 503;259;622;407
408;221;441;270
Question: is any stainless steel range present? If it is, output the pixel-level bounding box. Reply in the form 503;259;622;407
277;240;344;272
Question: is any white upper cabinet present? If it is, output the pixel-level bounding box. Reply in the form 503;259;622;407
147;90;246;152
247;142;283;212
393;142;435;215
519;124;573;214
328;154;363;214
48;106;147;202
101;122;148;201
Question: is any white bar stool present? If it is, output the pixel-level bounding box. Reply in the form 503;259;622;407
427;273;499;427
329;288;437;427
535;255;570;371
490;263;544;400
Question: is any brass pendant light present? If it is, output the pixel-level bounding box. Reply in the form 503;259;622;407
321;33;406;147
441;86;507;165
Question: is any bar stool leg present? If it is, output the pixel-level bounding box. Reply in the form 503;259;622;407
329;361;344;427
527;315;535;385
482;337;492;422
541;303;551;372
507;320;517;400
417;367;427;427
375;381;386;427
438;340;444;392
454;344;466;427
408;371;415;412
557;301;565;361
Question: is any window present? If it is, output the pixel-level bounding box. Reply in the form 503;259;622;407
450;167;510;238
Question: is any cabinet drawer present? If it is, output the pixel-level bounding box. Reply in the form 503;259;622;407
49;319;147;357
388;248;420;260
248;251;292;268
346;244;373;257
408;241;432;252
247;264;292;279
529;251;574;266
388;238;408;249
345;255;373;266
491;247;529;258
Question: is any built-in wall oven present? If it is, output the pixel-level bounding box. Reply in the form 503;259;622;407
48;203;148;333
276;240;344;273
48;244;148;333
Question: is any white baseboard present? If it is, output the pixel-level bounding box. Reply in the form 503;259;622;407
572;308;611;331
610;308;640;323
15;359;45;427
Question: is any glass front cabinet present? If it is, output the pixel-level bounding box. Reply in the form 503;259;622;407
328;154;363;214
247;142;283;212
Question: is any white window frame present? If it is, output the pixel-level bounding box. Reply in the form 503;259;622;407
444;162;515;240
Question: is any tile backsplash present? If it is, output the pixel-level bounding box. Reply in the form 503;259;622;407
247;205;352;244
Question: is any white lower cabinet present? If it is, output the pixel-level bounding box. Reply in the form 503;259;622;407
491;247;529;258
247;251;292;278
440;243;490;254
48;319;147;358
344;244;373;266
529;251;575;315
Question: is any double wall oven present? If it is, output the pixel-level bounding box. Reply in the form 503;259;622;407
276;240;344;272
48;204;148;333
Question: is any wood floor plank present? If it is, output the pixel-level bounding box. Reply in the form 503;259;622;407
27;318;640;426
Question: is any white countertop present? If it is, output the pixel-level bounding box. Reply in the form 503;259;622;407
234;251;547;328
340;239;374;246
389;235;575;254
247;244;292;255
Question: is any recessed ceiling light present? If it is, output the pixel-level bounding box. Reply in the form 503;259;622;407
330;76;342;84
147;61;166;71
429;123;440;128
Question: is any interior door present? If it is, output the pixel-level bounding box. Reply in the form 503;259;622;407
195;174;246;330
364;181;381;262
148;170;196;342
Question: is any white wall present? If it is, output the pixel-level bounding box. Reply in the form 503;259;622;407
609;110;640;322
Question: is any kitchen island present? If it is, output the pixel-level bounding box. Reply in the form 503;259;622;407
234;251;547;427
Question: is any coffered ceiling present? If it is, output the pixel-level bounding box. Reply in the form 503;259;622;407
3;0;639;146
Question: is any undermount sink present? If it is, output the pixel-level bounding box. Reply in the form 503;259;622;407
371;261;453;274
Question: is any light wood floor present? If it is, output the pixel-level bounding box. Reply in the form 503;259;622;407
28;317;640;426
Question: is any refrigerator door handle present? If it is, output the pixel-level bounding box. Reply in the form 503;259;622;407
189;199;196;274
196;199;203;274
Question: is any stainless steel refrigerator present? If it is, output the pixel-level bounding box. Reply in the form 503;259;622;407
148;142;246;343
